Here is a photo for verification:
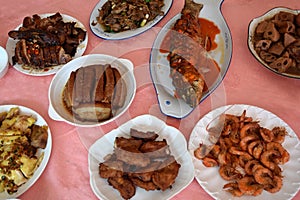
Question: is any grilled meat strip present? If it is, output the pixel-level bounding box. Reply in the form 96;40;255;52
168;0;207;107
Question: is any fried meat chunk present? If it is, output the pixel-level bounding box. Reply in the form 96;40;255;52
108;177;136;200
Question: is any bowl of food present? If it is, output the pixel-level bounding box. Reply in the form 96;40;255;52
0;46;9;78
248;7;300;78
48;54;136;127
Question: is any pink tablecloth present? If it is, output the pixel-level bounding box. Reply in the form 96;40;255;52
0;0;299;199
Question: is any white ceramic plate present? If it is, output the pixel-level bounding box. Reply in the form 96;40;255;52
0;104;52;199
6;13;88;76
48;54;136;127
150;0;232;118
89;0;173;40
248;7;300;79
88;114;194;200
188;104;300;200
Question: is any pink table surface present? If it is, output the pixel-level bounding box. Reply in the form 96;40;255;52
0;0;300;199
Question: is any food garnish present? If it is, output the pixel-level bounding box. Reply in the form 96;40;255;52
98;128;181;199
62;64;126;122
0;107;48;194
96;0;165;33
8;12;86;70
194;110;289;197
252;11;300;75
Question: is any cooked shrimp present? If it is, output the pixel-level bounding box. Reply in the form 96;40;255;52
202;157;218;167
272;127;287;143
223;182;244;197
229;130;240;144
240;122;260;139
264;176;283;193
244;160;260;175
259;127;274;142
238;153;253;168
240;135;259;151
237;176;263;196
247;140;263;154
253;167;273;185
194;143;212;159
229;146;248;156
252;143;264;159
266;142;290;164
260;150;280;170
219;164;242;181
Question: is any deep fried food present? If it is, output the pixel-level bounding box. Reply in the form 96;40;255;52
152;158;181;191
99;129;181;199
108;176;136;200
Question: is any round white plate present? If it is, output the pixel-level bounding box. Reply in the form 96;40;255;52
0;104;52;199
89;0;173;40
150;0;232;118
88;114;194;200
188;104;300;200
6;13;88;76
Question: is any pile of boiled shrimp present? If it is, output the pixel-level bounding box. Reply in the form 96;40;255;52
194;110;290;197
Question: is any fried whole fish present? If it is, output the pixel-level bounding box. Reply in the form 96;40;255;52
168;0;212;107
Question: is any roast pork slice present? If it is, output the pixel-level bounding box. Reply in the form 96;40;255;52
73;103;111;121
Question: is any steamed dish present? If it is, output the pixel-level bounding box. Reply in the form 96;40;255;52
251;11;300;75
62;64;126;122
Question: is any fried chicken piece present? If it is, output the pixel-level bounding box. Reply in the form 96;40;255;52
140;139;170;158
152;158;181;191
108;176;136;200
128;161;162;181
99;160;124;179
130;128;159;141
115;137;143;152
131;177;158;191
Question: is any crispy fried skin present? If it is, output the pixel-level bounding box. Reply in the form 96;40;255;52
108;177;136;200
131;177;158;191
99;161;124;179
115;137;143;152
152;158;181;191
130;128;159;141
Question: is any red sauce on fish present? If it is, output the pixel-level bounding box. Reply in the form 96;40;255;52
159;17;221;94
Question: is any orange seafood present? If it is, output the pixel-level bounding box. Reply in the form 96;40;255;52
194;109;290;197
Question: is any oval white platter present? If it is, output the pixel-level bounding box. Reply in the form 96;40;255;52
6;13;88;76
150;0;232;118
